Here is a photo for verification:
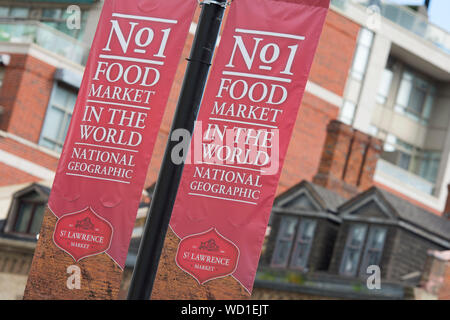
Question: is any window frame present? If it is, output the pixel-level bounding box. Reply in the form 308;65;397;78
0;5;89;40
339;224;368;277
379;131;442;184
4;187;48;238
339;224;389;278
271;216;298;268
12;197;45;236
39;81;77;152
393;67;436;125
289;218;317;270
359;226;387;277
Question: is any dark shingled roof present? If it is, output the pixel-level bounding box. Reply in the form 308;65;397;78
376;188;450;241
273;180;347;213
309;182;347;213
34;183;51;196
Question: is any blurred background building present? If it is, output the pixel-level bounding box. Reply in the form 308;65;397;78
0;0;448;299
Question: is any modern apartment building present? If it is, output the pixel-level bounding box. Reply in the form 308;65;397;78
0;0;448;299
333;0;450;214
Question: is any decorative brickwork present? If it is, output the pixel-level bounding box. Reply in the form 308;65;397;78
313;120;383;199
23;207;122;300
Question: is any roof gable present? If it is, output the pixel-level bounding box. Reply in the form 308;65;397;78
339;190;398;221
274;180;347;212
338;187;450;243
279;188;322;212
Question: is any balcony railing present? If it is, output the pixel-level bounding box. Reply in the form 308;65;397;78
331;0;450;55
0;20;89;66
376;159;435;195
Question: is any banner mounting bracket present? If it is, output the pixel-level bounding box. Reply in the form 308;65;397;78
198;0;232;8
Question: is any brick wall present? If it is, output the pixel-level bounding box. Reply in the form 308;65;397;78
277;94;340;195
0;54;55;143
443;185;450;218
309;10;360;96
439;262;450;299
0;163;39;187
0;136;59;171
312;120;383;199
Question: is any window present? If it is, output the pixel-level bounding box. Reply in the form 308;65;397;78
340;224;388;277
359;227;387;275
376;59;394;105
12;192;46;236
394;71;436;125
0;6;88;40
340;224;367;276
0;6;9;17
380;132;441;183
351;28;374;81
9;7;29;18
418;151;441;183
339;28;374;125
271;216;297;267
39;83;77;152
340;101;356;125
290;219;317;270
271;216;318;269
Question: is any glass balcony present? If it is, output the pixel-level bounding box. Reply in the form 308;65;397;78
331;0;450;55
0;21;88;65
376;159;435;195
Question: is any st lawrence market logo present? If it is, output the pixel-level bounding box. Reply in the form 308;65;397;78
175;228;239;284
53;207;113;262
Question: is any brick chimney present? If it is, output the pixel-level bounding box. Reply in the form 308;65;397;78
313;120;383;199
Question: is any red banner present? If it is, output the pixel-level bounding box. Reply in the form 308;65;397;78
48;0;196;268
168;0;329;293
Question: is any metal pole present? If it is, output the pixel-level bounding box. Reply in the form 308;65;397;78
127;0;227;300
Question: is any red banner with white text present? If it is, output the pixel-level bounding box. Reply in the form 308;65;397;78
168;0;329;293
48;0;196;268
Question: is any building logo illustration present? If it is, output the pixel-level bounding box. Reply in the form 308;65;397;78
175;228;239;285
53;207;113;262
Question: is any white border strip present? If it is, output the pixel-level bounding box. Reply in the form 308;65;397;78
208;117;278;129
65;173;130;184
235;28;305;40
86;99;150;111
111;13;177;24
222;70;292;83
74;142;138;153
188;192;257;205
98;54;164;66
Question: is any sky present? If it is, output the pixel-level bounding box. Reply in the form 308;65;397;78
387;0;450;32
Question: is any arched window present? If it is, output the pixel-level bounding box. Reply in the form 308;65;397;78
4;184;49;238
12;192;46;236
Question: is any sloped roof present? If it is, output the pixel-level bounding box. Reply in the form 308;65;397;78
274;180;347;213
338;186;450;242
309;183;347;213
377;188;450;241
